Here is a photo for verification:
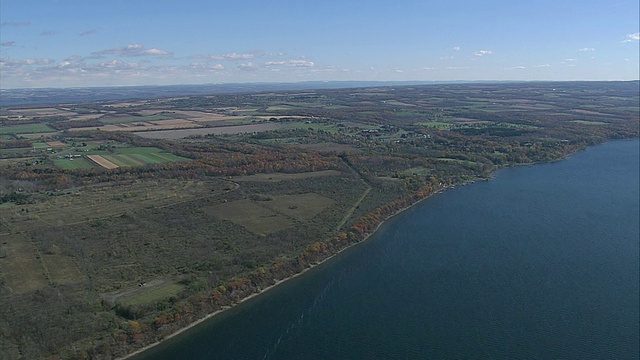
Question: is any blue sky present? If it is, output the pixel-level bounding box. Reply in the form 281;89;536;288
1;0;638;88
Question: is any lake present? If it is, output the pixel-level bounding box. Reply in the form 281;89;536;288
135;139;639;360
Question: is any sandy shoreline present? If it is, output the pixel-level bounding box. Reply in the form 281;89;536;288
119;184;454;359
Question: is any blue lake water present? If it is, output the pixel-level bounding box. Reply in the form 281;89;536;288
136;139;639;360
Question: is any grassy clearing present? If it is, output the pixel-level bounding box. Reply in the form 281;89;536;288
0;234;49;294
117;282;184;307
399;167;432;176
262;193;334;221
42;254;84;285
207;199;294;235
0;123;55;135
32;142;50;149
571;120;607;125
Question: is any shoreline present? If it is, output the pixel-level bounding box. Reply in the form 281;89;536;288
120;181;450;360
119;139;635;359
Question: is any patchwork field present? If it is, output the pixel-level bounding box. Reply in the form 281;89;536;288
134;123;281;139
71;119;201;132
53;147;189;169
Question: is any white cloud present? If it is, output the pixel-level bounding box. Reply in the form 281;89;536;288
579;47;595;52
79;29;97;36
93;44;172;57
505;66;526;70
1;58;55;66
622;32;640;42
446;66;469;70
533;64;550;68
239;62;259;71
565;58;577;62
474;50;492;57
452;46;461;51
440;56;454;60
194;52;255;60
40;31;57;36
142;48;170;55
1;21;30;27
189;62;224;70
265;60;314;67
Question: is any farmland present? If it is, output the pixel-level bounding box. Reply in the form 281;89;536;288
0;81;638;359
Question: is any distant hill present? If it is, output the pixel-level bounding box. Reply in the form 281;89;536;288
1;81;482;106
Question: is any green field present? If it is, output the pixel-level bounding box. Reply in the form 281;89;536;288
572;120;607;125
0;123;56;135
53;157;96;169
50;147;189;169
117;282;185;307
415;121;453;129
32;142;50;149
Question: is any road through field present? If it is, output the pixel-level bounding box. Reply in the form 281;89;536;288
335;186;371;232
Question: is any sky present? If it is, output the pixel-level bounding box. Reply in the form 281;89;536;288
1;0;639;89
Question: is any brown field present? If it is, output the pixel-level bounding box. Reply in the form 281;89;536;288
87;155;119;169
207;199;294;235
103;101;149;108
46;141;66;147
69;113;107;121
134;123;282;139
9;108;77;117
0;234;49;294
229;108;259;113
572;109;614;116
233;170;342;182
262;193;334;221
138;110;166;116
167;110;247;122
255;115;308;120
68;119;200;132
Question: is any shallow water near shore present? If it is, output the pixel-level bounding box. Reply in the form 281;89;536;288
134;139;639;360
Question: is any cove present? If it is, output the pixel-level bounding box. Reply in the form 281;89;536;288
134;139;639;360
